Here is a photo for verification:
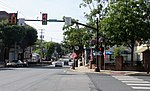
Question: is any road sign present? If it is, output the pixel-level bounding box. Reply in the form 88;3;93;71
74;46;79;50
18;18;25;26
65;17;71;25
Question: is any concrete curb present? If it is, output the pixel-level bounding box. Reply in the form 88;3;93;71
69;66;150;76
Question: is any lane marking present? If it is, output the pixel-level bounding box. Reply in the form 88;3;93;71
127;84;150;86
116;78;143;81
132;87;150;90
112;76;150;90
122;81;150;83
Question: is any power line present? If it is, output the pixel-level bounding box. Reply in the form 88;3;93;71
0;0;17;12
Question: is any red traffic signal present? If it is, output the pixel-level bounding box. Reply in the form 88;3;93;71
8;13;17;25
42;13;47;25
99;47;104;53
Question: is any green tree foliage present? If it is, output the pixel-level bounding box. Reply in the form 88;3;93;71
33;40;63;59
19;25;37;49
0;20;8;39
1;25;24;49
32;39;42;53
0;21;38;61
1;25;37;50
80;0;109;45
63;24;87;51
63;0;108;53
46;42;55;58
101;0;150;65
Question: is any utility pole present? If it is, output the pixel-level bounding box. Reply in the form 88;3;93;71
40;29;44;60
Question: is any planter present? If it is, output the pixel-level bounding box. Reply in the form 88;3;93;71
115;56;123;71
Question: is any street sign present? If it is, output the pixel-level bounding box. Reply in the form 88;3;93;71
74;46;79;50
18;18;25;26
65;17;71;25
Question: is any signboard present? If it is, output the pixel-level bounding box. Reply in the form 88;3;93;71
18;18;25;26
74;46;79;50
65;17;71;25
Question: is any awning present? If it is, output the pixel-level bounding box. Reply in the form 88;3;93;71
120;50;131;54
136;47;148;53
105;51;113;55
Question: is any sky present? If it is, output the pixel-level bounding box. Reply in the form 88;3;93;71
0;0;88;43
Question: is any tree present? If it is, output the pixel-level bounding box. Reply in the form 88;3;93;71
1;21;37;62
44;42;62;60
19;25;37;50
63;24;87;53
0;20;8;39
100;0;150;65
2;25;25;50
18;25;37;61
79;0;109;47
1;25;25;63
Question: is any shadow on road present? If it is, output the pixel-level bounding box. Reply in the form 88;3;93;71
27;65;70;70
0;68;15;71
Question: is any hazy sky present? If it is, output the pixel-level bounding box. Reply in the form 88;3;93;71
0;0;88;43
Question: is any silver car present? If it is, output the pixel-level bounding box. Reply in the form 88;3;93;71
55;61;63;67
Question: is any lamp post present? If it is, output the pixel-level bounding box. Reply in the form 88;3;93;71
95;17;100;72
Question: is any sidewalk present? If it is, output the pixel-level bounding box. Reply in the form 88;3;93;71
69;66;150;76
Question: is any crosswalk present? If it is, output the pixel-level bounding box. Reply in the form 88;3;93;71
112;76;150;90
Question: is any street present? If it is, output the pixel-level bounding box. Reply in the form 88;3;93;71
0;65;94;91
0;65;150;91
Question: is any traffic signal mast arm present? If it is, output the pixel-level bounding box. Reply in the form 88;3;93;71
72;21;97;30
25;19;97;30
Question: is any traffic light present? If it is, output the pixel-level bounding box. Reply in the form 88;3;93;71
8;13;17;25
42;13;47;25
99;47;104;54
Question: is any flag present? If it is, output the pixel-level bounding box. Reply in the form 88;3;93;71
104;51;107;61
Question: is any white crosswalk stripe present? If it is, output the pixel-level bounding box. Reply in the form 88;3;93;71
112;76;150;90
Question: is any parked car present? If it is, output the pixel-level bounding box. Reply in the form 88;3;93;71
6;60;28;67
55;61;63;67
6;60;18;67
31;53;40;62
22;60;28;67
62;58;72;65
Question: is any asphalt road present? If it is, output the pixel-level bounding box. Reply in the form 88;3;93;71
0;65;150;91
0;65;96;91
87;73;150;91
